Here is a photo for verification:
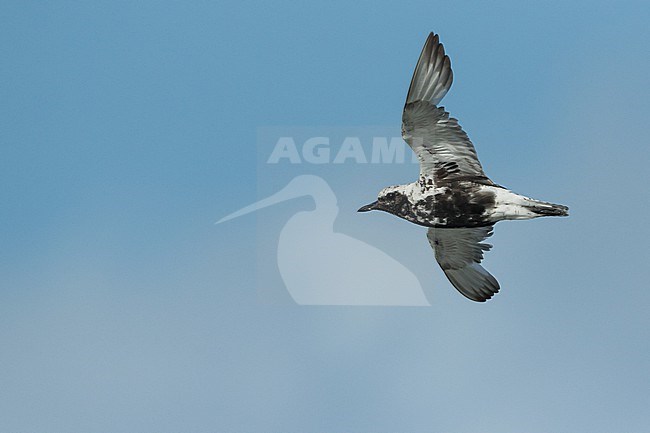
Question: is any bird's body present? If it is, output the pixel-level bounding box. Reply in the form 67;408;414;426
359;32;568;302
376;177;567;229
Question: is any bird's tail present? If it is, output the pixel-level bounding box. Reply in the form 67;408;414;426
524;199;569;217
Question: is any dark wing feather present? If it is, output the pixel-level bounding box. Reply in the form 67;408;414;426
427;226;500;302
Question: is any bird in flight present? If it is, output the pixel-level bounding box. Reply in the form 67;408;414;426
358;32;568;302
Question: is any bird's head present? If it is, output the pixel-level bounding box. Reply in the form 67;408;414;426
358;185;408;214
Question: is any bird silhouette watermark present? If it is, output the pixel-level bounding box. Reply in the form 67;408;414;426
217;174;430;306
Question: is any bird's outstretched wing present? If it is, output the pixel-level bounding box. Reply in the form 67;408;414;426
427;226;500;302
402;32;490;183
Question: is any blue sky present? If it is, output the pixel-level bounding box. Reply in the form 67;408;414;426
1;1;649;432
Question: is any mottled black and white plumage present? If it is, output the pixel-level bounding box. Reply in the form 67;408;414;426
359;32;568;302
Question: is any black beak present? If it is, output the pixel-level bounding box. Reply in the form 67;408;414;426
357;201;378;212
